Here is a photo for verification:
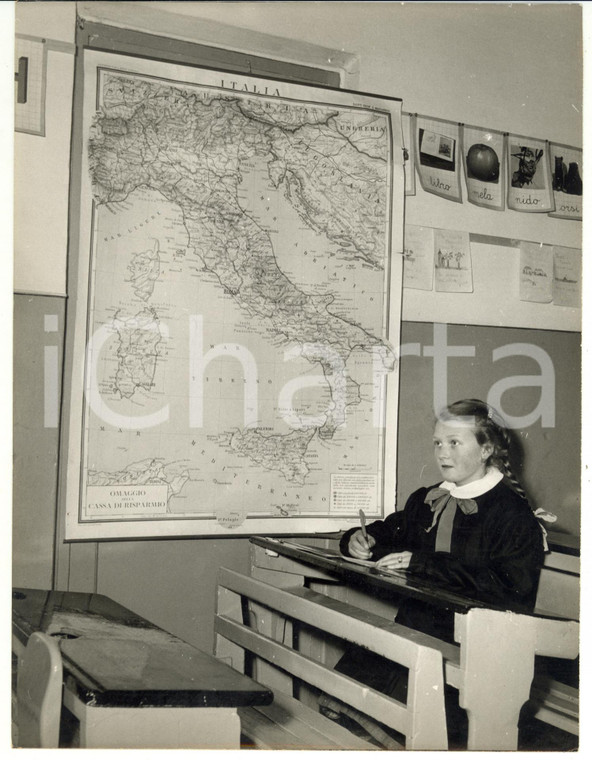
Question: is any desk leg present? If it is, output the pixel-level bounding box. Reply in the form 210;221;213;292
63;687;241;749
455;609;535;751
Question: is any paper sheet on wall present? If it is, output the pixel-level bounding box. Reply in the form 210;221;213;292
434;229;473;292
553;246;581;307
507;135;553;212
15;35;47;136
548;143;583;221
403;225;434;290
462;125;505;210
519;242;553;302
414;115;462;202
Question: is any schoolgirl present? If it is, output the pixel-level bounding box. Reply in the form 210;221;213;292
320;398;548;747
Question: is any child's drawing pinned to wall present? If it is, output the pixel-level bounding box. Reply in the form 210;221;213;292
434;229;473;292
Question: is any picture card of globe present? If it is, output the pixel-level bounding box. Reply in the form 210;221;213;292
462;125;505;210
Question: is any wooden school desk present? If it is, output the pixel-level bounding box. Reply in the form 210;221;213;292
12;587;272;749
249;536;579;751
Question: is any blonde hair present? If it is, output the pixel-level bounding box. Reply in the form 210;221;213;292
438;399;527;499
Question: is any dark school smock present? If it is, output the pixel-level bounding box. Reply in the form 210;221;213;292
340;469;545;642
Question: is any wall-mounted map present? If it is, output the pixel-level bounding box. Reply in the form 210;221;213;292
65;50;404;539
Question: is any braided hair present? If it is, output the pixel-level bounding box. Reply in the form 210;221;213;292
438;399;528;501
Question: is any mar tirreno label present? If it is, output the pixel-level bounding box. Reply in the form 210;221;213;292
85;485;169;518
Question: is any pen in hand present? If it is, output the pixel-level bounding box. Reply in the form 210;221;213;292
359;509;369;547
348;509;374;559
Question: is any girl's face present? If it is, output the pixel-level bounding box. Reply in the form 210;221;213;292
433;420;493;486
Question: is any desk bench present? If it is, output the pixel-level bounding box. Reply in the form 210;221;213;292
13;588;272;749
247;536;579;750
511;533;579;737
215;566;453;749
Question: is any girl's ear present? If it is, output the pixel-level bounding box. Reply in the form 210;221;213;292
481;442;494;460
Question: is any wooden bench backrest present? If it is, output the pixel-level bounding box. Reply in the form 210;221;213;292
215;567;451;750
535;551;580;620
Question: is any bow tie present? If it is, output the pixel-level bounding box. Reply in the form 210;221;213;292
424;487;478;536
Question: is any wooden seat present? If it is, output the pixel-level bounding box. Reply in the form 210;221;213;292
528;552;579;737
527;673;578;736
215;567;453;750
239;690;374;750
16;632;63;748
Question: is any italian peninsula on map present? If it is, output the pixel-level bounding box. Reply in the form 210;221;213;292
81;67;396;525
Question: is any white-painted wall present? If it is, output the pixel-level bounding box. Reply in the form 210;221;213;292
14;2;77;296
140;2;582;144
14;1;583;327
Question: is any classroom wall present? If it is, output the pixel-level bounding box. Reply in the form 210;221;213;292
13;2;582;653
15;2;584;295
14;1;76;297
13;296;65;588
397;322;581;537
13;295;582;649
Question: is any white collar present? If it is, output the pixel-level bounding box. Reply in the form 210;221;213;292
439;467;503;498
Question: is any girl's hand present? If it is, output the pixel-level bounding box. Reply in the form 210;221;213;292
375;551;413;571
348;529;376;559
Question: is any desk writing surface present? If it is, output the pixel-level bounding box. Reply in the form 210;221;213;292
545;531;580;557
251;536;575;621
13;588;272;708
12;588;145;645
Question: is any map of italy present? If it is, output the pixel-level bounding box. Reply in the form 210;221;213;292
79;62;398;528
